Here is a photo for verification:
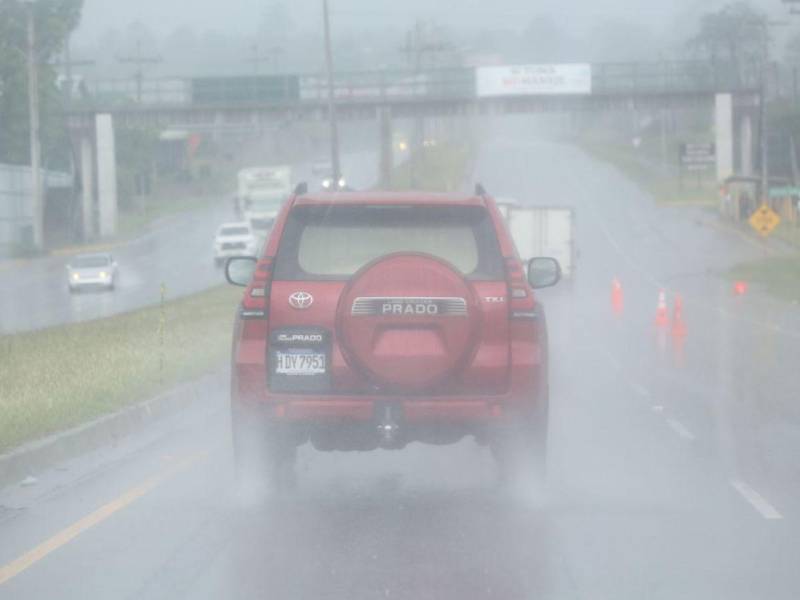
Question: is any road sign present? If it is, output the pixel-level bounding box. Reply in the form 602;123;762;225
475;64;592;97
768;186;800;198
680;143;715;171
748;203;781;237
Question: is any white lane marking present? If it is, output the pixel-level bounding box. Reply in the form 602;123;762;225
666;418;696;441
730;479;783;520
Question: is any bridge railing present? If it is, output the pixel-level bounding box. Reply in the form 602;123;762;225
75;61;755;111
592;61;750;95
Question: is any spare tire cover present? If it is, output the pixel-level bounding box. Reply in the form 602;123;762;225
336;253;481;391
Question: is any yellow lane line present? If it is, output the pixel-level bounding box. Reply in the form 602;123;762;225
0;453;204;587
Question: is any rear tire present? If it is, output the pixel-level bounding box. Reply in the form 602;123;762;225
490;407;548;489
232;406;296;497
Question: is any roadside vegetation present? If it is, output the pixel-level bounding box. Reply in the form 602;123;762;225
115;172;235;241
0;286;240;452
114;127;237;241
389;142;473;193
578;136;718;206
728;255;800;304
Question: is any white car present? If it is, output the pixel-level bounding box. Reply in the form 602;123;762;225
67;253;118;293
214;222;258;266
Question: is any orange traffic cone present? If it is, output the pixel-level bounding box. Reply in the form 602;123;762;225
672;294;687;338
654;289;669;328
611;278;624;315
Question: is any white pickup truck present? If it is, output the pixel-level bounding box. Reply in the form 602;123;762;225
496;198;576;279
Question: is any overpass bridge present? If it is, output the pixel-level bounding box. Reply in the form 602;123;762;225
67;61;759;239
68;61;757;128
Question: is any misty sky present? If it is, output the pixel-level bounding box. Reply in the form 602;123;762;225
75;0;790;41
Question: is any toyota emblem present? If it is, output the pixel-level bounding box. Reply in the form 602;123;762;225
289;291;314;310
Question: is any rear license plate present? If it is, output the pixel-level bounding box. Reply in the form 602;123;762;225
275;351;326;376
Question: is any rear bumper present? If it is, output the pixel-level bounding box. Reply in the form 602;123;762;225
69;279;113;289
235;393;525;425
215;249;254;259
274;398;502;423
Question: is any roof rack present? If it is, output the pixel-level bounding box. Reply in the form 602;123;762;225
294;182;308;195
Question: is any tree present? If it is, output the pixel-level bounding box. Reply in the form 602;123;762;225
688;2;769;87
0;0;84;166
785;31;800;66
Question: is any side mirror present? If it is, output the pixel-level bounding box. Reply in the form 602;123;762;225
527;257;561;289
225;257;257;287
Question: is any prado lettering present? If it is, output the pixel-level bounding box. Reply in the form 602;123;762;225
380;302;440;316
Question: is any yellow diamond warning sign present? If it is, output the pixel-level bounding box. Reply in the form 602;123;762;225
749;203;781;237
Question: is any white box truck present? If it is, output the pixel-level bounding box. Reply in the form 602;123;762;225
237;166;292;234
496;198;576;279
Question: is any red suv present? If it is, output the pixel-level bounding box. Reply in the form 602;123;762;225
226;188;561;488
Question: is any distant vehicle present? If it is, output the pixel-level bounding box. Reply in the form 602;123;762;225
236;166;292;233
496;198;576;279
311;160;347;191
67;253;118;293
224;187;562;489
321;175;347;191
214;222;258;266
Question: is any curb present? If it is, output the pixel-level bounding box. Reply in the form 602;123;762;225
0;371;226;491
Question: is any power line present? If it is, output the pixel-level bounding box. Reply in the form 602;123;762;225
116;40;162;103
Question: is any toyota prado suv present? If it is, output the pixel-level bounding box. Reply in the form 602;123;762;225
225;187;561;488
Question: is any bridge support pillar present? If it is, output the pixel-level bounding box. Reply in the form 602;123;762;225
79;135;94;240
715;94;734;183
96;114;118;238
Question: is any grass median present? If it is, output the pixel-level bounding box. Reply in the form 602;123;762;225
389;143;472;192
728;255;800;304
0;286;241;453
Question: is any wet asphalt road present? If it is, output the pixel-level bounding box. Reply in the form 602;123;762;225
2;121;800;599
0;152;377;335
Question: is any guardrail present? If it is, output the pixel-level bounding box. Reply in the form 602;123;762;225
74;61;755;111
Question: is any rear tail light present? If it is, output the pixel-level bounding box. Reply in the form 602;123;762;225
505;257;529;300
242;257;274;317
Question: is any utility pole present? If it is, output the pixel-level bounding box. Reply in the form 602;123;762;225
24;0;43;251
117;39;161;103
51;37;94;108
322;0;341;185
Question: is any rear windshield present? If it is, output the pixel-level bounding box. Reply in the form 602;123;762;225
71;255;110;268
220;226;251;237
275;205;504;280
